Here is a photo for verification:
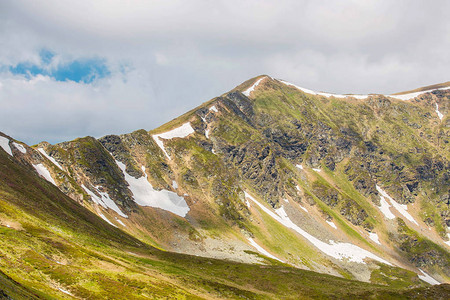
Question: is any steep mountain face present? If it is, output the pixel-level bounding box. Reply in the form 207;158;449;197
1;75;449;297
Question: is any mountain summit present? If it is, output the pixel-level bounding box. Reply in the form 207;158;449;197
0;76;449;298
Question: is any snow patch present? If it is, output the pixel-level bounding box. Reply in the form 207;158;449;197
152;122;195;159
387;91;427;101
243;77;266;96
245;193;391;265
12;142;26;153
209;105;218;113
388;86;450;101
326;220;337;229
299;204;308;213
38;148;63;170
418;269;440;285
435;103;444;120
247;238;284;262
0;136;12;156
115;217;126;227
377;196;396;220
283;198;289;203
376;185;418;225
312;168;321;172
172;180;178;189
116;161;190;217
33;164;56;185
296;164;303;170
99;213;117;227
369;232;381;245
81;185;127;218
279;80;317;95
279;80;369;99
444;231;450;246
58;288;72;295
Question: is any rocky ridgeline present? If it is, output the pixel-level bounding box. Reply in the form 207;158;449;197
2;76;449;283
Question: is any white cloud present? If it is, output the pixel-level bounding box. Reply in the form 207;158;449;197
0;0;449;143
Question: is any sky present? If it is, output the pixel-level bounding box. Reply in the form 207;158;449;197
0;0;449;144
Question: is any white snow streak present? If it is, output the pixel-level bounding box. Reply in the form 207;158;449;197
245;192;391;265
299;204;308;213
296;164;303;170
279;80;317;95
115;217;126;227
202;117;210;139
388;91;427;100
445;233;450;247
280;79;450;101
209;105;218;113
33;164;56;185
152;122;195;159
376;185;418;225
312;168;321;172
247;238;284;262
0;136;12;156
418;269;440;285
279;80;369;99
435;103;443;120
99;213;117;227
58;288;72;295
387;86;450;101
81;184;127;218
12;142;26;153
378;196;396;220
369;232;381;245
116;160;190;217
326;220;337;229
38;148;63;170
243;77;266;96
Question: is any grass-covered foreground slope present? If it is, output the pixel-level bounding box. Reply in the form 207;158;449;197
3;139;450;299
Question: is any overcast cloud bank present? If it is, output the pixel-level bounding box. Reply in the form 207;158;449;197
0;0;449;144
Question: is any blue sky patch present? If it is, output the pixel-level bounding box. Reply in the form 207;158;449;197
7;49;110;83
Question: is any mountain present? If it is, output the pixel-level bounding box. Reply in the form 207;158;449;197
0;75;449;298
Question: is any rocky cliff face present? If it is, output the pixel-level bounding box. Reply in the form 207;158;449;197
1;75;449;286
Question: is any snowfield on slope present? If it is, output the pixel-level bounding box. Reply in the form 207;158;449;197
243;77;266;96
245;192;391;265
435;103;444;120
279;78;450;101
279;80;370;99
418;269;440;285
99;213;117;227
33;164;56;185
387;86;450;101
152;122;195;159
38;148;63;170
377;196;396;220
326;220;337;229
81;184;128;218
247;238;284;262
13;142;26;153
376;185;418;225
116;160;190;217
368;232;381;245
0;136;12;156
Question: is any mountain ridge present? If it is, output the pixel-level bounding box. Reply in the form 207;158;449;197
1;75;449;298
